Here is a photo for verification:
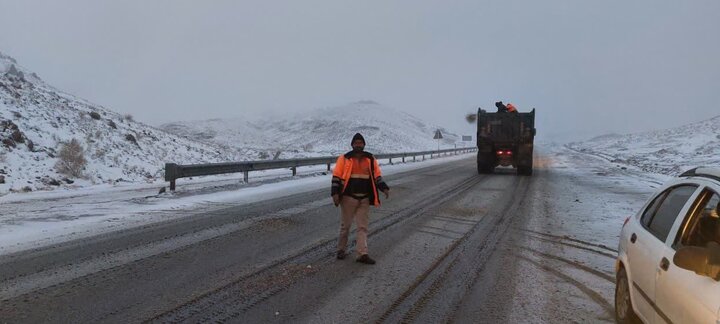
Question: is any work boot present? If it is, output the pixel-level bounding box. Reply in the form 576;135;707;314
355;254;376;265
336;250;347;260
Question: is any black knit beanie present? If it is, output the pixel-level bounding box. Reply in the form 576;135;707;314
351;133;365;146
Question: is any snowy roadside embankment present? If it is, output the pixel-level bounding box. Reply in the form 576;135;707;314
566;115;720;175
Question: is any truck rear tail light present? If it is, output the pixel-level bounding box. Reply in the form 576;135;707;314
496;150;504;155
506;151;513;155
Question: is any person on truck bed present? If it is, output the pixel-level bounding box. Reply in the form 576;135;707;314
495;101;508;113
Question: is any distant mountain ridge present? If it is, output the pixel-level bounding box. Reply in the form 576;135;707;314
161;101;463;159
568;115;720;175
0;51;464;194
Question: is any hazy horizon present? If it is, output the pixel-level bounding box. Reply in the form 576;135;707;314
2;0;718;143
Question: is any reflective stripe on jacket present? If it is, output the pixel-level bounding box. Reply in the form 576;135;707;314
331;151;390;206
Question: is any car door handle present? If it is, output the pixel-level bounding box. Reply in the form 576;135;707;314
630;233;637;244
660;257;670;271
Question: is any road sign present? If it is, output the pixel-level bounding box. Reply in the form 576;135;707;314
462;135;472;141
433;130;443;139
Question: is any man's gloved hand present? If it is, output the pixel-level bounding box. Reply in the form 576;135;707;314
332;194;340;207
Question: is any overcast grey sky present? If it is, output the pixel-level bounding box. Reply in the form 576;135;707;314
1;0;718;141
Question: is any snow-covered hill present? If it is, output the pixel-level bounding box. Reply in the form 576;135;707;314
567;115;720;175
161;100;463;159
0;51;244;194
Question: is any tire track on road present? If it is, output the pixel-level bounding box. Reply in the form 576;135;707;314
516;228;618;253
517;246;614;282
524;234;617;259
377;176;529;324
514;254;614;319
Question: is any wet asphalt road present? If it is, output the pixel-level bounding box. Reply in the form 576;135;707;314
0;150;628;323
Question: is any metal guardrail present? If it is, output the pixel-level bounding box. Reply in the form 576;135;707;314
164;147;477;191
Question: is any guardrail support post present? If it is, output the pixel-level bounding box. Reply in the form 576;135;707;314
165;163;178;192
413;156;416;162
292;167;297;176
389;158;393;165
327;163;331;171
402;156;405;163
244;171;249;183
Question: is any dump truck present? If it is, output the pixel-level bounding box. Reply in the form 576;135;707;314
475;107;536;175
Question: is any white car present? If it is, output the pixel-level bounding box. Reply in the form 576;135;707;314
616;167;720;324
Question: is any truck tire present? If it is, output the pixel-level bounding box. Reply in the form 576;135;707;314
477;152;494;174
477;163;493;174
517;166;533;176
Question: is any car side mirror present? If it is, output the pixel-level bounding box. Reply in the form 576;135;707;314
673;245;720;281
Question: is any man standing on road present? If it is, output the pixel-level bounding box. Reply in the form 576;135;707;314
331;133;390;265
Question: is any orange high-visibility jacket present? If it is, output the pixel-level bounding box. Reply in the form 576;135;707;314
331;151;389;206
